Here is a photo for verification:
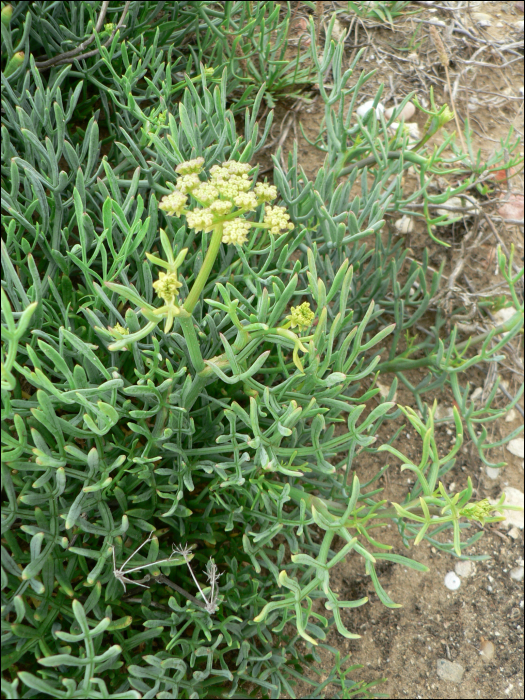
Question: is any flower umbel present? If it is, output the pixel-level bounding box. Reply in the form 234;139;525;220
158;158;294;248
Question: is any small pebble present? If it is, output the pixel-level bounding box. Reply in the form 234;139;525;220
356;100;384;119
470;387;483;402
505;408;518;423
455;560;473;578
494;306;517;325
508;527;520;539
507;438;524;459
480;639;495;663
437;659;465;683
514;19;524;31
510;566;524;582
444;571;461;590
384;101;416;121
485;466;501;480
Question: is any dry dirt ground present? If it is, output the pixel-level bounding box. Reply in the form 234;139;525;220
262;1;524;698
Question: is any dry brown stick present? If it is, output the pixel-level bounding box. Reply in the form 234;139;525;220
429;25;467;153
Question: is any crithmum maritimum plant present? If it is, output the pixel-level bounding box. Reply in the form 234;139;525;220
2;7;523;693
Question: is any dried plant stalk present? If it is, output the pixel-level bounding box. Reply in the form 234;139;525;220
429;26;467;153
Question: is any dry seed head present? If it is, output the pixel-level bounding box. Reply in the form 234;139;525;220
430;26;449;68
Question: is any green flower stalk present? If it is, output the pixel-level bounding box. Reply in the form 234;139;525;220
156;158;296;373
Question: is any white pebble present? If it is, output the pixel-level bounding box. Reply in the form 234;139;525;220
356;100;384;119
514;20;524;32
444;571;461;590
494;306;517;325
485;466;501;480
508;527;520;539
470;387;483;403
507;438;524;459
505;408;518;423
510;566;524;582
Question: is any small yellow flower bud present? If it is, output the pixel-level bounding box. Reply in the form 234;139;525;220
111;323;129;336
286;302;315;332
210;200;233;215
192;182;219;205
153;271;183;302
459;499;496;525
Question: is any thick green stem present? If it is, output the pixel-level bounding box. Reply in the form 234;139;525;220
177;224;224;374
183;225;223;314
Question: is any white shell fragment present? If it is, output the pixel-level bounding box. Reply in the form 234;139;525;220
395;215;414;234
444;571;461;590
507;438;524;459
479;639;495;663
356;100;385;119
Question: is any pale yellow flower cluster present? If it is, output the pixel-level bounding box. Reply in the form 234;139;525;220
222;219;252;246
159;190;187;216
264;205;294;235
158;158;294;246
286;302;315;332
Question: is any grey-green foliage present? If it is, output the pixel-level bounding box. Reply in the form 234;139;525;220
1;3;523;699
